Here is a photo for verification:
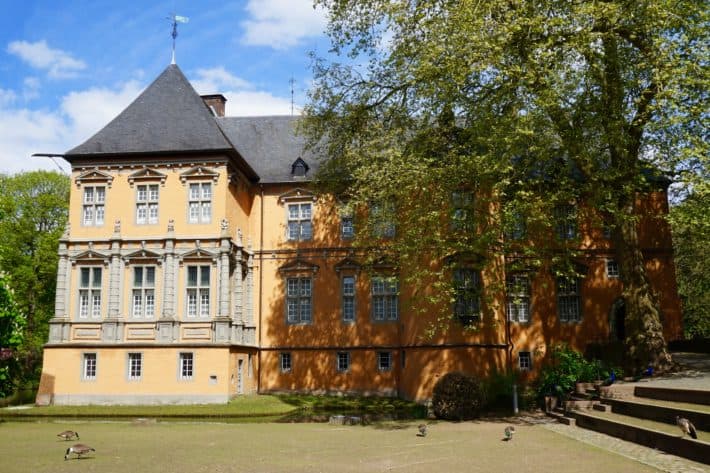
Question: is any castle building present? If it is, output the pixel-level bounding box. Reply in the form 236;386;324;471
36;64;682;405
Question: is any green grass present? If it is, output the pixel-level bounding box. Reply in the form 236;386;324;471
0;419;662;473
0;394;425;420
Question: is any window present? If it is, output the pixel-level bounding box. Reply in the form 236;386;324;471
131;266;156;318
602;224;612;239
371;277;398;321
505;211;526;240
557;276;581;322
83;353;97;380
554;205;577;240
518;351;531;371
506;274;530;323
179;352;193;380
82;186;105;226
371;201;396;238
78;267;102;319
342;275;356;323
188;183;212;224
128;352;142;380
286;277;312;324
280;352;292;373
136;184;159;224
377;351;392;371
606;260;620;278
341;215;354;239
287;203;312;241
453;268;481;325
336;352;350;372
186;265;210;318
451;191;474;231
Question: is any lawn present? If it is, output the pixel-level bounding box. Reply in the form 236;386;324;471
0;419;658;473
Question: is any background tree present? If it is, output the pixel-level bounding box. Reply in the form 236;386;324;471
669;187;710;339
0;272;25;397
304;0;708;371
0;171;69;388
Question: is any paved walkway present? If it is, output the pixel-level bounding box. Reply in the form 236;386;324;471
542;352;709;472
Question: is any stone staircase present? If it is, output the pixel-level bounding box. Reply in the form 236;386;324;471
547;381;710;465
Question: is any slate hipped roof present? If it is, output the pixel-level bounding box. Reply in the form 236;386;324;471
64;63;318;184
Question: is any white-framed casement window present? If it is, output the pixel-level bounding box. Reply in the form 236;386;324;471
341;215;354;239
136;184;159;225
82;186;105;226
188;182;212;224
131;266;156;318
377;351;392;371
287;203;313;241
186;265;211;318
342;275;356;323
127;352;142;380
371;276;398;321
370;201;396;238
78;267;102;319
451;190;475;231
554;204;577;240
336;352;350;372
453;268;481;325
518;351;532;371
179;352;194;380
286;277;312;324
557;276;582;323
82;353;97;380
506;274;530;323
606;260;620;278
280;352;292;373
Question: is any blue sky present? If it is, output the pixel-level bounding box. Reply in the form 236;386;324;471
0;0;331;174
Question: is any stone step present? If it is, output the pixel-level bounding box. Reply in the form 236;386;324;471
634;386;710;405
569;410;710;465
602;398;710;431
546;409;575;426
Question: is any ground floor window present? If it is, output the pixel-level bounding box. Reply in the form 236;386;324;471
82;353;96;380
336;352;350;372
377;351;392;371
179;352;194;380
518;351;531;372
280;352;292;373
128;352;142;380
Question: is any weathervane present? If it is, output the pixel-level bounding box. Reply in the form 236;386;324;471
289;77;295;116
167;13;189;64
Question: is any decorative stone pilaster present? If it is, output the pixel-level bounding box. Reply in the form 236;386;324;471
54;232;69;318
161;220;176;320
245;240;254;326
108;220;122;318
219;218;231;318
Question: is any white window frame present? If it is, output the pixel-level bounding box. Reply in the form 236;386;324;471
506;274;531;323
341;214;354;239
518;351;532;372
131;266;156;318
286;277;312;324
370;201;396;238
188;182;212;224
186;265;211;318
341;275;356;323
371;276;398;321
336;352;350;372
554;204;577;240
82;186;105;227
82;352;97;380
451;190;475;231
78;266;102;319
280;352;292;373
179;352;194;380
453;268;481;325
606;259;620;278
127;352;142;380
557;276;582;323
287;202;313;241
377;351;392;371
136;184;159;225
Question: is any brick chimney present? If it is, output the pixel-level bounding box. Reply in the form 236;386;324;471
201;94;227;117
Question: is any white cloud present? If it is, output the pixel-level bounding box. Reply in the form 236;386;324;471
191;67;252;94
0;88;16;107
7;40;86;79
241;0;327;49
22;77;41;101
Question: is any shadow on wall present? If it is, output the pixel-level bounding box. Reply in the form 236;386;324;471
34;372;55;406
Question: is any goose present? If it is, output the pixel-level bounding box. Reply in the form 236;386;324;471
57;430;79;441
504;426;515;441
676;416;698;439
64;444;95;460
417;424;428;437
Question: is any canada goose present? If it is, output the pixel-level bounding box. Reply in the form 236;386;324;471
57;430;79;441
504;426;515;441
64;444;95;460
417;424;428;437
676;416;698;439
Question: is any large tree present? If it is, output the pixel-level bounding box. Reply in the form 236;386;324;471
303;0;708;371
0;171;69;386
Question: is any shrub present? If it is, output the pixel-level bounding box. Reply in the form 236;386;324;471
535;344;611;402
432;372;485;420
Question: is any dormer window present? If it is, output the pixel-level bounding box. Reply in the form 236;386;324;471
291;157;309;178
